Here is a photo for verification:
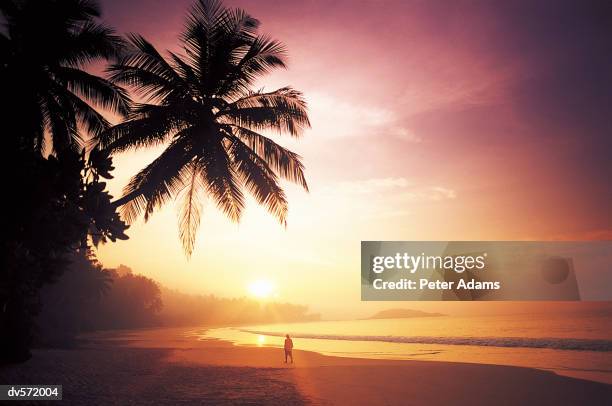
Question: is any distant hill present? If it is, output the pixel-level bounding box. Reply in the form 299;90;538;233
366;308;445;320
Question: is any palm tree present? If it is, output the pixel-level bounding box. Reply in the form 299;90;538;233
97;0;310;256
0;1;130;362
1;0;130;154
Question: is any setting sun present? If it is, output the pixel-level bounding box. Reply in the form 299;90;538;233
5;0;611;404
257;335;266;347
248;280;275;299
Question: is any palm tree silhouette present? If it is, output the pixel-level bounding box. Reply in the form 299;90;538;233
97;0;310;256
1;0;130;154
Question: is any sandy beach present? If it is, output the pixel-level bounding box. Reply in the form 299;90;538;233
1;327;610;405
3;1;612;405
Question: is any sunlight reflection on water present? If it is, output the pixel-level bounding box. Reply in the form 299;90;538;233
202;315;612;384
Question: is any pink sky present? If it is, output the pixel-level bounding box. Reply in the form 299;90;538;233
95;0;612;317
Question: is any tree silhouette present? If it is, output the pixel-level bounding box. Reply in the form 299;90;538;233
0;0;129;362
96;0;310;256
1;0;130;154
37;251;113;346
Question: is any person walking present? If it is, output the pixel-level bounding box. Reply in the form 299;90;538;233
284;334;294;364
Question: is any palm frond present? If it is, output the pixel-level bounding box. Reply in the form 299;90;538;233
43;92;81;153
177;160;206;256
216;7;259;43
184;0;226;31
119;136;194;223
217;35;286;98
182;0;259;97
200;137;244;222
61;21;125;67
100;0;310;257
73;0;102;17
229;136;288;224
95;104;180;152
2;0;127;155
56;66;131;116
108;34;186;101
218;87;310;136
225;125;308;190
64;90;112;137
107;65;177;102
168;51;200;93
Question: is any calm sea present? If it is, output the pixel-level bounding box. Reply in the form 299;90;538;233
202;314;612;384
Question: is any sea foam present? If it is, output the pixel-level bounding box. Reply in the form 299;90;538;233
239;329;611;352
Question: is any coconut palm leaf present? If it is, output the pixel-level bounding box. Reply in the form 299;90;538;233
98;0;310;256
1;0;130;155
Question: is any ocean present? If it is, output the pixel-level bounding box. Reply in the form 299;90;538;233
201;313;612;384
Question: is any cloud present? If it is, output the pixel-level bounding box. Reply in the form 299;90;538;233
549;229;612;241
399;186;456;201
313;178;457;222
366;209;412;220
396;65;517;118
307;92;392;137
329;178;456;202
334;177;410;194
307;92;420;142
391;127;422;143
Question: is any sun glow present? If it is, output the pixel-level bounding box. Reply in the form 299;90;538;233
248;280;275;299
257;335;266;346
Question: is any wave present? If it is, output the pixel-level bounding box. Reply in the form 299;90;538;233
239;329;612;352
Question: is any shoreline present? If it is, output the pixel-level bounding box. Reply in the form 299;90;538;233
2;327;610;405
205;324;612;385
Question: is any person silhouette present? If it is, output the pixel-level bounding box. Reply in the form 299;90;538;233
284;334;294;364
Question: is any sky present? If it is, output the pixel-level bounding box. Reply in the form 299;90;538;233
94;0;612;318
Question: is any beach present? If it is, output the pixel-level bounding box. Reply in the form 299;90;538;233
3;1;612;405
204;313;612;385
1;327;610;405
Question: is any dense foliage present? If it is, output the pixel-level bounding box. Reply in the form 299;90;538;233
0;0;309;363
0;0;129;362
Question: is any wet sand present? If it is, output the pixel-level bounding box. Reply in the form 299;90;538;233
1;327;610;405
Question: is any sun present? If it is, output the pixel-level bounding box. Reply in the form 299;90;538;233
248;279;275;299
257;335;266;346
